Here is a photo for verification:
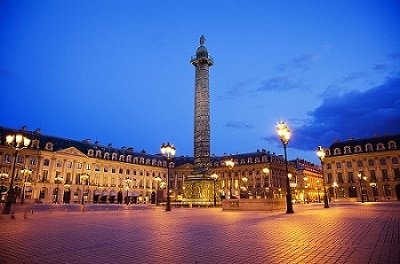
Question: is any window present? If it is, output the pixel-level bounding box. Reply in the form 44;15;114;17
379;158;386;166
376;143;385;150
354;146;362;153
337;173;344;183
45;142;53;150
369;170;376;182
384;185;391;196
96;150;102;158
86;164;91;170
95;166;100;172
43;159;50;166
394;168;400;180
344;146;351;154
111;168;116;173
104;167;108;173
4;154;11;163
30;157;36;165
365;144;373;152
66;161;72;169
346;161;352;168
388;141;397;149
326;163;332;169
77;162;82;169
382;169;389;181
348;172;354;183
88;149;94;157
327;173;332;184
65;172;72;184
119;168;123;174
17;155;24;164
392;157;399;164
368;159;374;166
57;161;62;168
357;160;363;168
42;170;49;182
336;162;342;169
334;148;341;155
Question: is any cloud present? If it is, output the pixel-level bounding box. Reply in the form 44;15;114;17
257;75;302;92
275;54;320;73
257;53;319;92
373;52;400;72
218;79;256;100
288;73;400;151
224;121;254;130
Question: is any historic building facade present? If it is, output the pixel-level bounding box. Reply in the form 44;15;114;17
0;126;169;205
322;135;400;202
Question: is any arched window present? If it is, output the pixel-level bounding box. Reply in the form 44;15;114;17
354;146;362;153
45;142;53;150
334;148;341;155
95;150;102;158
376;143;385;150
344;146;351;154
388;141;397;149
365;144;373;152
88;149;94;157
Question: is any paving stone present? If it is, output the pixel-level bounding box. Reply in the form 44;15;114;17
0;202;398;264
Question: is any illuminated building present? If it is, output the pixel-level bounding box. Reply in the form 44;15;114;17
322;135;400;202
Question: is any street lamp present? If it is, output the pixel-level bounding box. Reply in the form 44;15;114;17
125;177;132;205
316;146;329;208
20;168;33;205
154;176;162;205
225;159;235;198
2;134;31;214
358;171;367;203
276;121;294;214
262;167;271;198
54;175;63;204
160;142;176;211
211;173;218;206
80;174;89;211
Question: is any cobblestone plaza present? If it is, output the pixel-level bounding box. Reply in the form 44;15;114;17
0;202;399;264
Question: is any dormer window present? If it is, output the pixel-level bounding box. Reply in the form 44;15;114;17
388;141;397;149
344;146;351;154
104;152;110;160
334;148;341;155
112;153;118;161
354;146;362;153
31;139;40;149
95;150;102;158
365;144;373;152
45;142;53;150
88;149;94;157
376;143;385;150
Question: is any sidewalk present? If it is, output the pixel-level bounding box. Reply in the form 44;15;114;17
0;202;398;264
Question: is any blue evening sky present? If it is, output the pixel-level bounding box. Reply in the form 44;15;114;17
1;0;399;164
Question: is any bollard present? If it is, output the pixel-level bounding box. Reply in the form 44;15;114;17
31;209;34;214
10;212;15;219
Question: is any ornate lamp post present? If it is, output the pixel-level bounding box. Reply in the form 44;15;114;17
154;176;162;205
316;146;329;208
125;177;132;205
211;173;218;206
54;175;63;204
262;167;271;198
358;171;367;203
160;142;176;211
276;121;294;214
225;159;235;198
2;134;31;214
80;174;89;211
20;168;33;205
